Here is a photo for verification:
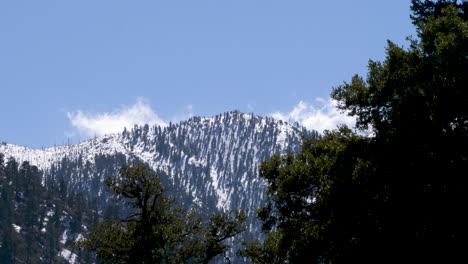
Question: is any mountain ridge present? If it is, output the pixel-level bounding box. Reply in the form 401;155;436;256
0;111;310;210
0;111;316;263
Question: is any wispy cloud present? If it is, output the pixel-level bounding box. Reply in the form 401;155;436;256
270;98;356;132
67;98;167;137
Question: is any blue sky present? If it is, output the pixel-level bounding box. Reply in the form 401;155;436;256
0;1;415;148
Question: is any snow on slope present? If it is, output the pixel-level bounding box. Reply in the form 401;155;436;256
0;112;307;213
1;112;309;264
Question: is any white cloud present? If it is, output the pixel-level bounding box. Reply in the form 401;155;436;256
270;98;356;133
67;98;167;137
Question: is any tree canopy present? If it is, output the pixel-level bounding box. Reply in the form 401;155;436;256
79;164;246;264
243;1;468;263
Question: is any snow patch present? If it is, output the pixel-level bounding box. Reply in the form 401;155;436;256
59;249;77;264
188;156;203;167
60;230;68;244
12;224;21;233
75;233;85;242
210;166;228;209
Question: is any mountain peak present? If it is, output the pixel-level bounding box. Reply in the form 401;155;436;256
0;111;313;263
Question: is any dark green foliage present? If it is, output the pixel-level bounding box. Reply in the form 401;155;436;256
331;2;468;261
244;1;468;263
410;0;467;25
0;155;15;263
241;127;374;263
79;164;246;264
0;154;97;263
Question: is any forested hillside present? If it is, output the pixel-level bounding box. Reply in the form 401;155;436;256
0;112;311;263
1;0;466;263
0;154;97;263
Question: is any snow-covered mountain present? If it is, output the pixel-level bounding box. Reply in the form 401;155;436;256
0;111;312;262
1;111;308;210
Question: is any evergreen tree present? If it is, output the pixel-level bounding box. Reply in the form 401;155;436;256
0;154;98;263
19;161;43;263
0;158;18;263
244;1;468;263
331;1;467;261
241;127;373;263
0;155;14;263
79;164;245;264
